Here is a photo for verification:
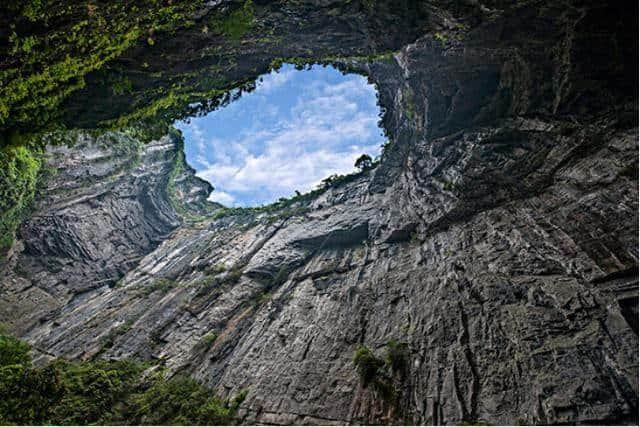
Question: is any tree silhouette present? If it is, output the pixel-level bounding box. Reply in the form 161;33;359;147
354;154;373;171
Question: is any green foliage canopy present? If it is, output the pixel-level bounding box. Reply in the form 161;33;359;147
0;144;42;252
0;0;203;137
0;329;243;425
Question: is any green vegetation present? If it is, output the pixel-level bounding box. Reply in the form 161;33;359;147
99;319;138;351
205;263;227;276
139;278;177;297
0;329;241;425
268;52;396;73
120;374;243;425
223;268;244;285
271;265;293;288
0;1;205;136
0;328;31;366
0;143;42;252
117;319;135;335
384;339;408;374
353;345;386;387
167;149;187;210
111;75;134;96
98;131;144;159
108;86;225;140
353;340;409;409
354;153;373;171
434;32;448;46
196;332;218;351
362;0;377;12
165;135;218;220
190;268;243;304
0;129;148;256
402;86;417;121
251;291;272;307
209;0;255;40
0;0;414;149
0;0;263;141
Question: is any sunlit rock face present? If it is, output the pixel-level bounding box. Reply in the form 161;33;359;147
0;1;637;425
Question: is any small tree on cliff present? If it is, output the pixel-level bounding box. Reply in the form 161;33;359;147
355;154;373;171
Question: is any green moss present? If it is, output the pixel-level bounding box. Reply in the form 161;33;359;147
221;268;243;286
0;143;42;253
442;179;459;192
402;87;416;121
0;330;238;425
252;291;272;307
0;1;410;145
196;332;218;351
96;131;144;167
0;1;202;135
434;32;448;46
166;145;201;218
164;136;216;221
112;76;133;96
210;0;255;40
109;88;219;133
167;149;186;209
117;319;135;335
232;389;248;407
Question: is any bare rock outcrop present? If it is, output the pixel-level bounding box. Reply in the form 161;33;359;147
0;0;637;425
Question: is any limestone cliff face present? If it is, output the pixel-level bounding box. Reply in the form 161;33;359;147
0;0;638;425
0;132;214;336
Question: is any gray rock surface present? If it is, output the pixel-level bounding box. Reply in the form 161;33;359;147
0;131;215;337
0;0;637;425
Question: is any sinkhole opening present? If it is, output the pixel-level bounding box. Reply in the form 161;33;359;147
174;63;386;207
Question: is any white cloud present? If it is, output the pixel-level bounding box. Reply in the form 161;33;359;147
194;154;210;168
207;190;236;205
322;78;372;97
183;122;206;153
198;134;379;205
257;68;296;92
181;66;384;206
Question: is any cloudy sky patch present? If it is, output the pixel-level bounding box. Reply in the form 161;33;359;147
175;64;385;206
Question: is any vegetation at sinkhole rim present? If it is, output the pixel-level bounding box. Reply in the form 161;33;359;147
0;1;432;423
0;0;399;256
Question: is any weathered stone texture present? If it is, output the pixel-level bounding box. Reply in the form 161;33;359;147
0;0;637;425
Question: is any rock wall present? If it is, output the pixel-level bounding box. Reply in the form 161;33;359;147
0;131;214;336
0;0;637;425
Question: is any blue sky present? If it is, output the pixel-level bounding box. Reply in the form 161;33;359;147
174;64;384;207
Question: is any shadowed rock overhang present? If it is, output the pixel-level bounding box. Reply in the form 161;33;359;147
0;0;637;425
